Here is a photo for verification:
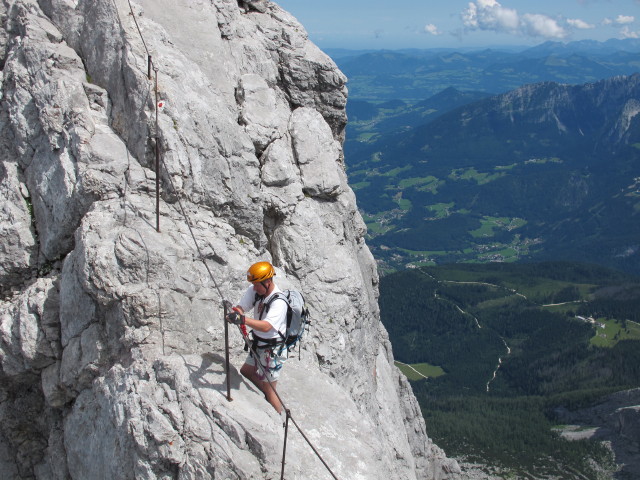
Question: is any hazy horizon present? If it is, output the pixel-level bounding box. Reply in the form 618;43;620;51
274;0;640;51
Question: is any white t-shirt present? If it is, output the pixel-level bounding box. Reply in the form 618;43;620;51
237;284;287;340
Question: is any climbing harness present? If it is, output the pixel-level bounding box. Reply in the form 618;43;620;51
244;334;286;384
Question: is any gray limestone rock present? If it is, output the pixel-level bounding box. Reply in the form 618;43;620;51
0;277;59;377
0;161;37;293
555;388;640;479
0;0;459;479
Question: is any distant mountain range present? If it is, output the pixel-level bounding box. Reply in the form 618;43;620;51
390;74;640;167
346;73;640;274
325;39;640;61
520;38;640;57
330;38;640;102
337;39;640;478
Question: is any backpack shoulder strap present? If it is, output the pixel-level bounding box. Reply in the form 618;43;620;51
266;293;292;318
263;292;292;339
252;292;263;307
264;291;285;306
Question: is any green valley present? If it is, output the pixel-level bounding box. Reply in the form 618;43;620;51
337;40;640;478
379;262;640;478
336;43;640;277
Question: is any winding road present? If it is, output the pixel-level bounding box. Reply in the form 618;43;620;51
395;360;430;380
419;270;514;392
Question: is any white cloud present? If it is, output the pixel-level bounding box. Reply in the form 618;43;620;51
567;18;595;30
603;14;637;31
621;26;640;38
616;15;635;25
462;0;519;33
522;13;567;39
424;23;441;36
461;0;566;39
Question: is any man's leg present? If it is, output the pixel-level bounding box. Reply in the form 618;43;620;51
240;362;262;389
239;362;282;413
259;379;281;413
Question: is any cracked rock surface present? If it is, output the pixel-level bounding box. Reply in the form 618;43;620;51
0;0;458;478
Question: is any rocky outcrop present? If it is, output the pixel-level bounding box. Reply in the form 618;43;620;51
481;74;640;150
555;388;640;479
0;0;457;478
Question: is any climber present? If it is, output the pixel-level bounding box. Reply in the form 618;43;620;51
226;261;288;413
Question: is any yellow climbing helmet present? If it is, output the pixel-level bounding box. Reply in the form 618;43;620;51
246;261;275;283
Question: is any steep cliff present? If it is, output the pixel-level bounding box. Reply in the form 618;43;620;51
0;0;458;478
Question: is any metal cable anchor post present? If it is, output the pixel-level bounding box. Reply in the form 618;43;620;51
280;409;291;480
223;300;233;402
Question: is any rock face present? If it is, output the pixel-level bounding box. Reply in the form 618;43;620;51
555;388;640;479
0;0;458;478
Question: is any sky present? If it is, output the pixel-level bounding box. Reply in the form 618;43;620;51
274;0;640;50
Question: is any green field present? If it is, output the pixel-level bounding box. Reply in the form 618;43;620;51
423;264;602;304
424;202;455;219
470;217;527;238
398;176;440;190
448;167;505;185
590;319;640;347
395;361;445;381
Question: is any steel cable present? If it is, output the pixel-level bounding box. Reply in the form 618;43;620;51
117;2;341;478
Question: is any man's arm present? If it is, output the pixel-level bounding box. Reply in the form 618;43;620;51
229;306;273;333
243;316;273;333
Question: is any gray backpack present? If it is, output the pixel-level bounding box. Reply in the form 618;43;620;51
264;290;310;348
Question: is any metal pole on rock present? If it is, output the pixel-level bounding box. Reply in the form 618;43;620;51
224;301;232;402
280;409;291;480
154;67;160;233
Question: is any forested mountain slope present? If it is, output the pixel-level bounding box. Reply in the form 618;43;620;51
380;262;640;478
348;74;640;274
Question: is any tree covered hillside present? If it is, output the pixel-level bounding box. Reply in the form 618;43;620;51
347;74;640;275
379;262;640;477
